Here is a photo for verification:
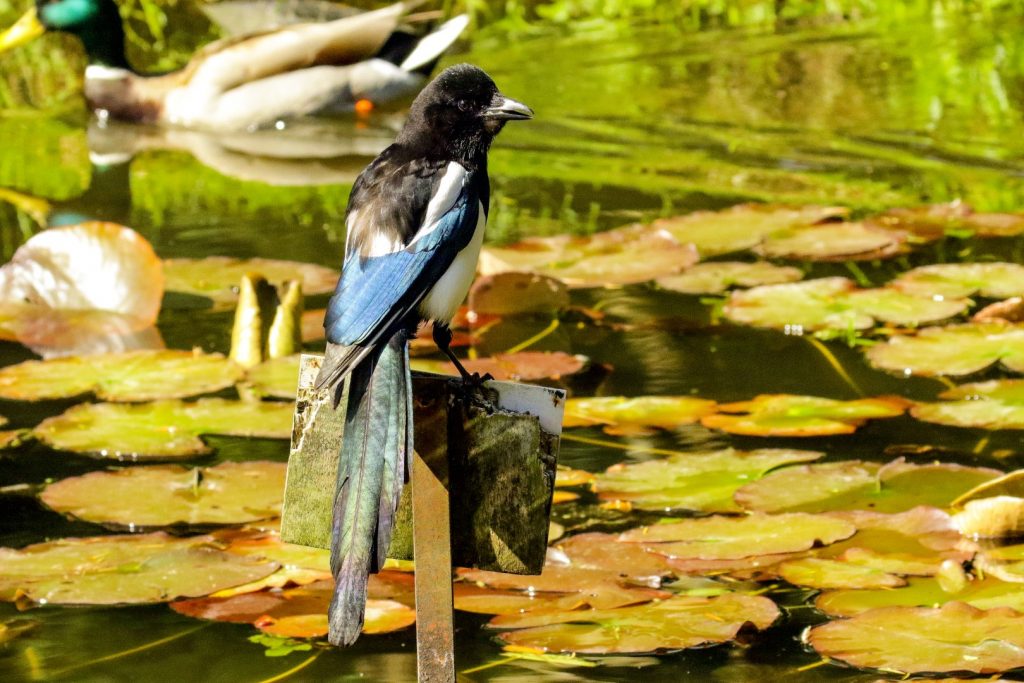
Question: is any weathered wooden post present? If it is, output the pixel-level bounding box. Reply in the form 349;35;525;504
282;355;565;681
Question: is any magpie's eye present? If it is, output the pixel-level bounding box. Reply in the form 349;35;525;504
456;99;472;113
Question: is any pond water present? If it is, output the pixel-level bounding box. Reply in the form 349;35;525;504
2;3;1024;682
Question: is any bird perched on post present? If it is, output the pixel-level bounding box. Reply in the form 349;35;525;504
313;63;532;646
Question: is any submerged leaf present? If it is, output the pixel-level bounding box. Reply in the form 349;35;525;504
0;533;278;605
162;257;337;306
913;380;1024;430
563;395;718;434
655;261;803;295
702;394;908;436
40;461;285;528
411;352;587;381
0;350;243;402
865;322;1024;377
893;263;1024;300
32;398;294;459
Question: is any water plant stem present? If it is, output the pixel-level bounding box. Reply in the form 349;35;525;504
253;652;323;683
503;318;561;354
805;336;864;397
46;624;208;677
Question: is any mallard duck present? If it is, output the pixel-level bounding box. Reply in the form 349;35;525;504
0;0;468;131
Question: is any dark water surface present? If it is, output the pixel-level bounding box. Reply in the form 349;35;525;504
2;5;1024;681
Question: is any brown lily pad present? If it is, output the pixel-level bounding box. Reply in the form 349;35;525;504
893;263;1024;300
469;272;570;316
656;261;803;295
411;351;587;382
874;202;1024;239
756;222;906;261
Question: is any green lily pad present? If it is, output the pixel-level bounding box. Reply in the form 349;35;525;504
40;461;285;528
479;224;699;288
593;448;823;512
778;557;905;589
411;351;588;382
723;278;968;331
162;257;338;306
0;533;278;605
562;396;718;434
874;203;1024;239
736;459;1000;513
913;380;1024;430
655;262;803;295
865;322;1024;377
619;512;856;560
651;204;847;258
701;394;908;436
817;575;1024;616
244;355;302;399
32;398;294;459
757;222;906;261
490;593;780;654
893;263;1024;300
0;350;243;402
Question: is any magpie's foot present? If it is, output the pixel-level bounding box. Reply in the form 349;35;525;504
451;372;496;412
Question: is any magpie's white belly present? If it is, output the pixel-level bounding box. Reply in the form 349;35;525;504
418;201;486;324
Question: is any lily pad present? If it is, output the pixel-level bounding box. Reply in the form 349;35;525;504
701;394;908;436
976;543;1024;583
490;593;780;654
244;354;302;399
816;575;1024;616
40;461;285;528
778;557;906;589
552;533;675;583
893;263;1024;300
756;222;906;261
479;224;698;288
651;204;847;258
865;322;1024;377
0;533;278;605
593;448;823;512
655;262;803;295
806;602;1024;674
162;257;338;306
32;398;294;459
469;272;570;316
563;396;718;434
874;202;1024;239
0;350;243;402
620;512;856;560
411;351;588;382
913;380;1024;430
723;278;967;332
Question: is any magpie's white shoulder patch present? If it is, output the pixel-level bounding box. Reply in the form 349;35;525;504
409;162;469;247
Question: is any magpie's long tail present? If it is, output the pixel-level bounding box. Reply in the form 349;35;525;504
328;331;412;646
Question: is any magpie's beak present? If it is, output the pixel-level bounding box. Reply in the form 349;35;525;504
483;97;533;121
0;8;45;55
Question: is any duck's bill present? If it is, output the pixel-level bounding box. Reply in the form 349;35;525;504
0;8;45;55
484;97;534;121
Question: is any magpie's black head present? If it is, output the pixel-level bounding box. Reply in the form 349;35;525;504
397;63;532;164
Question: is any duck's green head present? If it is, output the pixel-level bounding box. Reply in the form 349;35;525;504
0;0;127;67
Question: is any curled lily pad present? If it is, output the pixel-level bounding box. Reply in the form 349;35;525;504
655;262;803;295
893;263;1024;300
40;461;285;528
651;204;847;258
701;394;908;436
479;224;698;288
723;278;967;331
491;593;780;655
913;380;1024;430
411;352;588;382
0;350;243;402
806;602;1024;674
620;512;856;560
817;575;1024;616
593;448;822;513
162;257;337;306
976;543;1024;583
865;322;1024;377
874;203;1024;239
735;459;999;513
32;398;294;459
562;396;718;434
757;222;906;261
953;498;1024;539
244;354;301;399
0;533;278;605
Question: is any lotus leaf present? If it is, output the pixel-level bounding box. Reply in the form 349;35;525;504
702;394;908;436
411;351;587;381
807;602;1024;674
735;460;1000;513
620;512;856;560
162;257;338;305
893;263;1024;300
816;576;1024;616
0;533;278;605
874;203;1024;239
32;398;294;459
913;380;1024;429
865;322;1024;376
650;204;847;257
40;461;285;528
0;350;243;402
655;262;803;295
723;278;967;331
777;557;906;589
593;447;822;512
245;354;302;399
490;593;780;654
479;224;698;287
562;395;718;434
756;222;905;261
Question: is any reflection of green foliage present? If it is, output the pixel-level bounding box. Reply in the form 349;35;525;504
0;118;88;199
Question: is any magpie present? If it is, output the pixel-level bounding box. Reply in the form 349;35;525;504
312;63;532;646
